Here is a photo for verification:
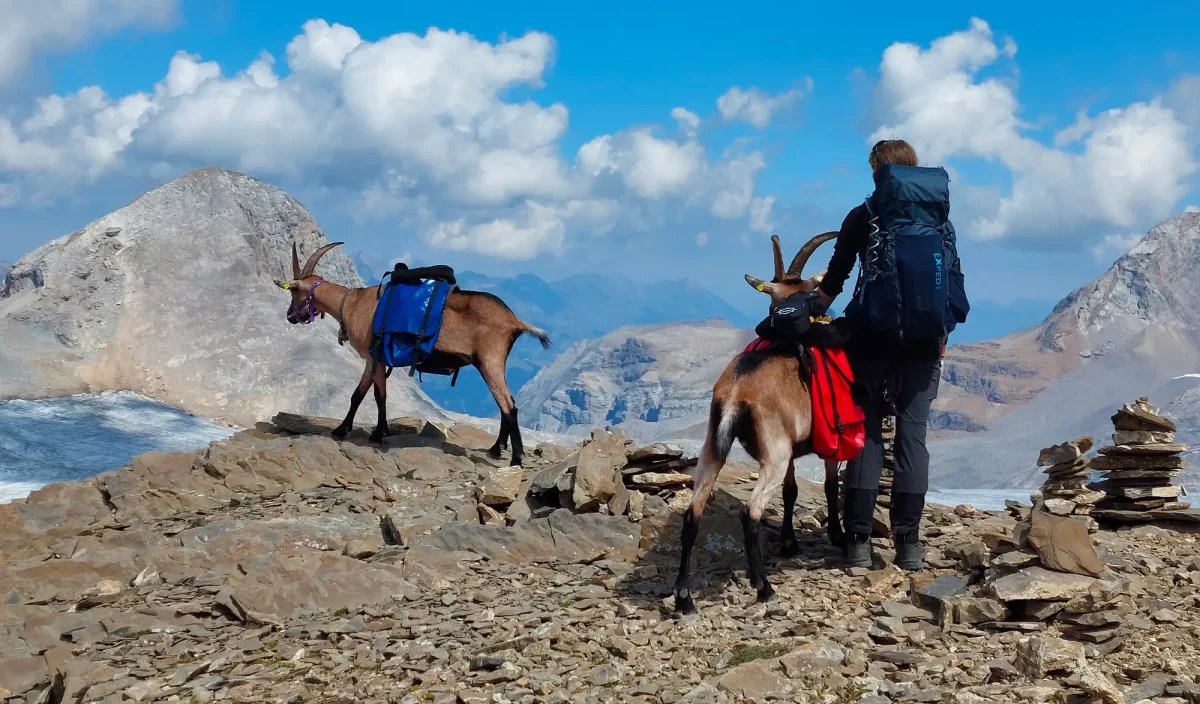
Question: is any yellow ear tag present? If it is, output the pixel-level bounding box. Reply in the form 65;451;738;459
281;283;290;290
755;283;764;292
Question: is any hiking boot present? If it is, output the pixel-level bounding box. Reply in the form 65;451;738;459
894;532;925;571
844;533;872;569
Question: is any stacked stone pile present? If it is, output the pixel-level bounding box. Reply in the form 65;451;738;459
927;506;1131;656
1090;397;1189;516
473;430;697;525
1033;436;1105;531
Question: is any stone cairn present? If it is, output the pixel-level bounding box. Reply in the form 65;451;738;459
1090;397;1190;516
1034;436;1105;532
473;429;698;526
916;496;1132;657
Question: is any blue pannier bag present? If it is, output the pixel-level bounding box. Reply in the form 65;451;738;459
843;163;970;339
369;273;453;371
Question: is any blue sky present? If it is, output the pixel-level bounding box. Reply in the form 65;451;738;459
3;1;1199;340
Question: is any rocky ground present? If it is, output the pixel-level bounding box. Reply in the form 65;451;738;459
2;416;1200;704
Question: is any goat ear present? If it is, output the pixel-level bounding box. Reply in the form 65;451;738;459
274;279;297;290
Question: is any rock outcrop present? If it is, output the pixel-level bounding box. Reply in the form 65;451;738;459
0;168;443;426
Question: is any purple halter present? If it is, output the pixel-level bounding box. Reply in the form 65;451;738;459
287;278;324;324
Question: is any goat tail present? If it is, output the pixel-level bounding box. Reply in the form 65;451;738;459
519;322;552;350
708;398;740;464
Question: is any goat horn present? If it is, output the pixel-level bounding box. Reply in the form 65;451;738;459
300;242;344;279
771;234;784;282
292;243;301;279
787;231;839;277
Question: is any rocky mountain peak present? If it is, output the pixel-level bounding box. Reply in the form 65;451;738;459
1038;212;1200;353
0;168;437;425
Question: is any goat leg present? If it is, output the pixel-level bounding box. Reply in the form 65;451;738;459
741;508;774;603
507;408;524;467
369;366;388;445
779;464;800;557
673;508;701;614
487;413;509;459
334;366;374;440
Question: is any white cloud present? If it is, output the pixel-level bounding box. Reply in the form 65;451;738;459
0;20;776;260
869;18;1197;247
0;0;178;87
717;80;811;128
671;107;701;137
1185;205;1200;213
1090;233;1143;262
749;196;774;233
696;231;708;247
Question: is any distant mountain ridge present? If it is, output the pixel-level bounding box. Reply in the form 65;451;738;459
353;254;756;417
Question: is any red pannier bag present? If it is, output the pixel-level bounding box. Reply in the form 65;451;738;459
808;347;865;461
739;337;865;461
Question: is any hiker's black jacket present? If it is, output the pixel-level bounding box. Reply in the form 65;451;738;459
817;204;870;299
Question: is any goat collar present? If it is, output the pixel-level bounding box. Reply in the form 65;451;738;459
288;278;324;324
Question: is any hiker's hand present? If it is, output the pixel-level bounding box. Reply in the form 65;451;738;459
939;335;948;358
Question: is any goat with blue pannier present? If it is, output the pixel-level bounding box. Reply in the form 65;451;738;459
275;244;550;466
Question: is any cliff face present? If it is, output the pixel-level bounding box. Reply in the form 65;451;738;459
0;168;444;425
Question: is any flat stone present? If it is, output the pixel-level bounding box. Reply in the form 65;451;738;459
1112;400;1175;432
1090;455;1184;471
1026;511;1104;577
717;661;791;700
1098;443;1187;456
979;621;1047;632
475;468;524;507
989;566;1098;602
950;597;1008;625
626;443;684;464
1101;484;1183;500
1042;499;1076;516
628;472;692;488
1038;438;1092;467
779;639;846;676
1112;430;1175;445
914;574;969;614
1015;635;1085;677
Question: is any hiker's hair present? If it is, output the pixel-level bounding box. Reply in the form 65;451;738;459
672;231;842;614
274;243;550;465
869;139;919;170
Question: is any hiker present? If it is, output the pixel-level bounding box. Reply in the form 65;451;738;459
807;139;970;569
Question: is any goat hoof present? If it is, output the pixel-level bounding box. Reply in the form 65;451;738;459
674;591;696;615
369;430;386;445
748;574;764;591
755;583;775;604
331;426;350;441
779;538;800;558
487;446;504;459
509;455;524;467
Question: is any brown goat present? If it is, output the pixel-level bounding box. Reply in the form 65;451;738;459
275;243;550;465
674;231;842;613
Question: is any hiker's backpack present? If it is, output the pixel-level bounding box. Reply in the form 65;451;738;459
843;164;970;339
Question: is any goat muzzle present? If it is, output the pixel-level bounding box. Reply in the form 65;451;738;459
287;278;324;325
